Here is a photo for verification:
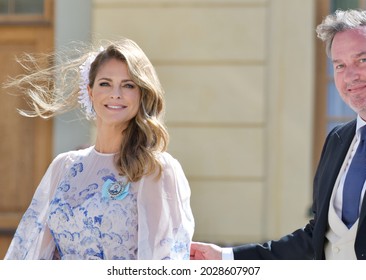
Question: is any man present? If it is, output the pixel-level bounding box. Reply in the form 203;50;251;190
190;9;366;260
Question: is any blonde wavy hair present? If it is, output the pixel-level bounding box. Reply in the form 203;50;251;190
4;38;169;182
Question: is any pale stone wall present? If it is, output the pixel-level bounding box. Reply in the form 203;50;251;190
92;0;315;245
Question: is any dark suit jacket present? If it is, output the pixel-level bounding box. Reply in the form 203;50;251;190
233;119;366;259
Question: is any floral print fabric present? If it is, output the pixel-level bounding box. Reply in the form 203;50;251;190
5;147;194;260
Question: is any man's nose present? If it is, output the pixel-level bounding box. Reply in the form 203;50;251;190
344;65;360;84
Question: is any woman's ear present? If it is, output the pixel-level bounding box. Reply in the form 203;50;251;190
87;85;93;100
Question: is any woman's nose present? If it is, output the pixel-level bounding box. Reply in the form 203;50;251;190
110;87;122;99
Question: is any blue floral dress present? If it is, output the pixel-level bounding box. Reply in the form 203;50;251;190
5;146;194;260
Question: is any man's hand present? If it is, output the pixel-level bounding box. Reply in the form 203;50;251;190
190;241;223;260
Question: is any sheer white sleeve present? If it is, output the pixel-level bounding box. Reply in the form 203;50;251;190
4;154;64;260
137;153;195;260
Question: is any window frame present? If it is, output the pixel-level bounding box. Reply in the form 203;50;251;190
0;0;52;24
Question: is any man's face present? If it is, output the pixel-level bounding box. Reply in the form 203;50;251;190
331;27;366;120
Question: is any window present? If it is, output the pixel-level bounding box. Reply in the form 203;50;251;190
0;0;44;14
0;0;52;23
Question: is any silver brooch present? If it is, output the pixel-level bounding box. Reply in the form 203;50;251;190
102;179;130;200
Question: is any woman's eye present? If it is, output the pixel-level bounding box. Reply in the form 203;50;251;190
123;83;135;89
99;82;110;87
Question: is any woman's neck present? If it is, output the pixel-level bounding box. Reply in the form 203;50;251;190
94;124;124;154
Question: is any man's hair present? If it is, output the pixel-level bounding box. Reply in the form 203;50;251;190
316;9;366;57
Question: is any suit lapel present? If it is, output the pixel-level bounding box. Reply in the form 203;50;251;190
318;120;356;212
313;120;356;259
359;196;366;224
331;121;366;226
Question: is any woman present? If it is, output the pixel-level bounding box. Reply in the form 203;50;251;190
4;38;194;260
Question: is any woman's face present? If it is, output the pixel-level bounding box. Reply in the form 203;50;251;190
88;58;141;129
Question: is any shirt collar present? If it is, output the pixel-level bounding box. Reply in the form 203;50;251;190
356;115;366;137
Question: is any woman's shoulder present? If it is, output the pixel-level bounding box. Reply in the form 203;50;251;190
51;146;94;166
156;152;186;174
156;151;179;165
